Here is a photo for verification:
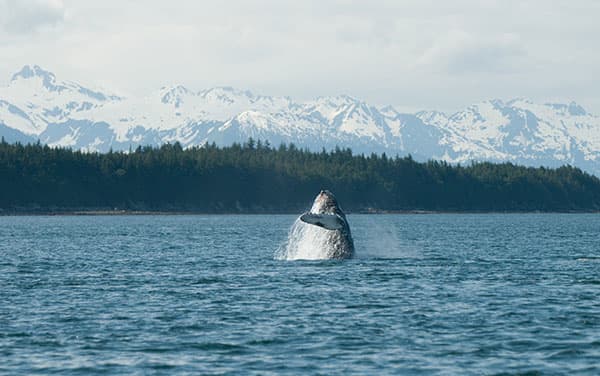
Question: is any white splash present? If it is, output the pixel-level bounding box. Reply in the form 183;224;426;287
276;217;337;260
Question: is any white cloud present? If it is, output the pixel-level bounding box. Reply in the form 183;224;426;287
0;0;65;34
0;0;599;114
416;31;525;74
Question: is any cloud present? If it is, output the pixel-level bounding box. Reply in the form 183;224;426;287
416;30;526;74
0;0;65;34
0;1;599;114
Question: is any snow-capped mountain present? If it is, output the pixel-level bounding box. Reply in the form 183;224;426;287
2;65;600;175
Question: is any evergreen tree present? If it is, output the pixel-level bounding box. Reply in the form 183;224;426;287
0;140;599;212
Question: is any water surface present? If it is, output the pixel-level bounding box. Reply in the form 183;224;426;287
1;214;600;374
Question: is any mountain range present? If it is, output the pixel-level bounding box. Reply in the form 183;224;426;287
2;65;600;175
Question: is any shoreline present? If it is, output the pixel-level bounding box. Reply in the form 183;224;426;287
1;209;599;216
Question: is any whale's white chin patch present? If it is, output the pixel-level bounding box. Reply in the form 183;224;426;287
300;213;344;230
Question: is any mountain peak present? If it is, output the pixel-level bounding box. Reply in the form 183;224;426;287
337;94;360;101
11;65;56;82
314;94;363;109
488;98;506;108
199;87;256;104
545;101;587;116
212;86;254;97
380;104;399;115
10;64;66;93
159;85;193;107
332;94;362;104
568;101;587;116
7;64;121;102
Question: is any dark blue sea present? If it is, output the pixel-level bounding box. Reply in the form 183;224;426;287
1;214;600;375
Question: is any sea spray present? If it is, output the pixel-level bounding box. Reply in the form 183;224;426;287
354;215;420;259
276;217;338;260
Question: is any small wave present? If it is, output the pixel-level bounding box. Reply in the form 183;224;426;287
148;364;177;370
137;347;173;354
344;303;391;309
490;371;543;376
191;277;224;285
546;348;586;360
245;338;287;346
189;342;247;353
575;256;600;262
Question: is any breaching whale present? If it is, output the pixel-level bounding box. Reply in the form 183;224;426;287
299;190;354;259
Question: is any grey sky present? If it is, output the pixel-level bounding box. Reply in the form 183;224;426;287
1;0;599;114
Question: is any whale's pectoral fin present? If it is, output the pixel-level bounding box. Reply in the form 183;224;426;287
300;213;345;230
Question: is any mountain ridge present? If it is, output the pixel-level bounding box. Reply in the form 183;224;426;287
1;65;599;175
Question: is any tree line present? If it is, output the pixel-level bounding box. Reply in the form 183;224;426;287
1;138;600;212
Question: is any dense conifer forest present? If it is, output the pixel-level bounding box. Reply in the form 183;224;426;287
1;138;600;213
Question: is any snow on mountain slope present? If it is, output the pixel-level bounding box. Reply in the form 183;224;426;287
431;99;600;172
0;65;121;136
1;65;600;175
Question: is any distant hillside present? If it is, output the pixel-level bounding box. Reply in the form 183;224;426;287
1;140;600;213
1;65;600;176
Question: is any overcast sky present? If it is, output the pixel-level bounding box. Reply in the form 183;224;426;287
1;0;599;113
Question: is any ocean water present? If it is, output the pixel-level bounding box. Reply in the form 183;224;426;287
1;214;600;375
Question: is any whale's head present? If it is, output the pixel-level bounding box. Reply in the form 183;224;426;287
310;190;340;214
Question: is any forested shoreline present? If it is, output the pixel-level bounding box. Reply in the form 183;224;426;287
1;138;600;213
